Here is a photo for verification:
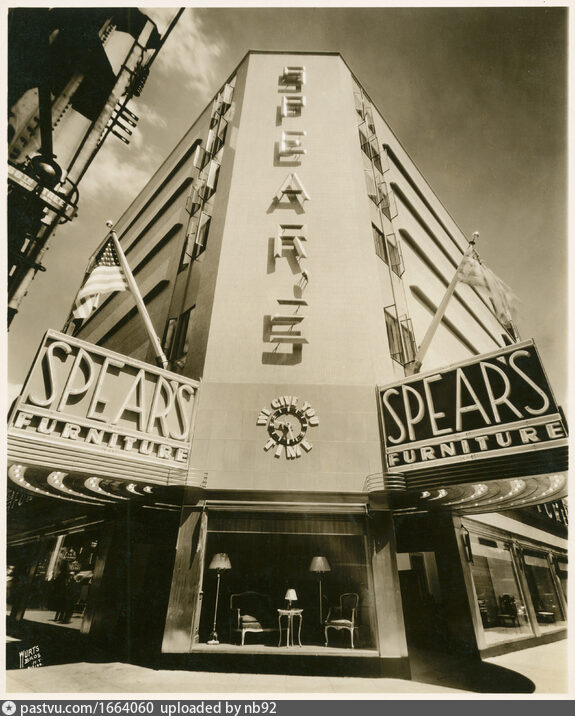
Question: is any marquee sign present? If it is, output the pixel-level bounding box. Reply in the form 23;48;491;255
7;330;200;486
378;340;568;488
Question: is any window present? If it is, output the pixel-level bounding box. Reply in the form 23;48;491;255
359;130;382;172
378;182;394;220
468;535;533;645
213;120;227;156
199;511;376;649
163;307;195;364
523;550;566;629
185;185;202;217
364;108;376;136
372;224;388;264
554;557;567;602
195;213;211;252
385;308;416;367
386;232;404;277
173;307;192;361
359;130;370;159
211;82;234;121
204;160;220;200
364;170;378;204
372;225;404;277
179;212;210;271
353;91;365;118
204;119;227;159
385;308;403;364
400;318;417;365
161;318;177;358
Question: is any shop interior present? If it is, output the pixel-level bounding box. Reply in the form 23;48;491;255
197;512;377;651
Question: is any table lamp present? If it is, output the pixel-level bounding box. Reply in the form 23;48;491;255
285;588;298;609
309;555;331;623
207;552;232;644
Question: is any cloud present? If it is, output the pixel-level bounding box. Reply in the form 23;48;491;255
143;7;228;99
80;134;158;202
136;101;168;130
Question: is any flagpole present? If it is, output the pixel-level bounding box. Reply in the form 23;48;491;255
107;221;169;369
407;232;479;376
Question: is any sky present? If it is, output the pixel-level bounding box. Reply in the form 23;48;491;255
6;2;569;410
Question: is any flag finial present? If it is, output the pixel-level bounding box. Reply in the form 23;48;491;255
471;231;479;245
106;220;114;229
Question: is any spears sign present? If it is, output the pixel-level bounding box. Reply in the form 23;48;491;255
379;340;568;485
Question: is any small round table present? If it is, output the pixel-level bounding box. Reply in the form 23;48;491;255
277;608;303;647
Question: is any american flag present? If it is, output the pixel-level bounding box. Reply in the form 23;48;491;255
456;248;516;326
72;238;129;320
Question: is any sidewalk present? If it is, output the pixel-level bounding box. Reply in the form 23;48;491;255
5;638;568;695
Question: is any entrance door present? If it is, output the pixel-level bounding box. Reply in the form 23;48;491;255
397;552;447;650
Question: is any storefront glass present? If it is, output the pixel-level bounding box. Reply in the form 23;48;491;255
555;558;567;602
13;529;101;630
468;535;533;646
200;512;376;649
523;550;566;631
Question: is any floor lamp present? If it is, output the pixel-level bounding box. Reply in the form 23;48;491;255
309;556;331;624
207;552;232;645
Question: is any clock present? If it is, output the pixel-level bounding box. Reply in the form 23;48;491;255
257;395;319;459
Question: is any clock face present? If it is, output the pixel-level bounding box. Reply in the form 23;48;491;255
257;396;319;459
268;405;308;446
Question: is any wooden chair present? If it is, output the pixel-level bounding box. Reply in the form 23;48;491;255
230;591;276;646
497;594;519;627
324;592;359;648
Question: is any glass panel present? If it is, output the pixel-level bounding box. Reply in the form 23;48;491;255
385;309;403;364
469;537;533;645
19;530;101;631
173;308;192;360
523;551;566;630
555;559;567;602
372;224;388;264
401;319;417;364
162;318;177;356
199;514;376;650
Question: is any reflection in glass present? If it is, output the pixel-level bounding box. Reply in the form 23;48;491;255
523;551;566;630
469;536;533;646
555;558;567;603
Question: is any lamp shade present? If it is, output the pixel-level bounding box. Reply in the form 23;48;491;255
208;553;232;571
309;556;331;573
284;588;298;602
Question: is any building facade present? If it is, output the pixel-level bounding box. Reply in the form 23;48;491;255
7;52;567;677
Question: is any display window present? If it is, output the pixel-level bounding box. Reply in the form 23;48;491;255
198;512;377;650
468;534;533;646
9;528;102;630
523;550;566;630
554;557;567;602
